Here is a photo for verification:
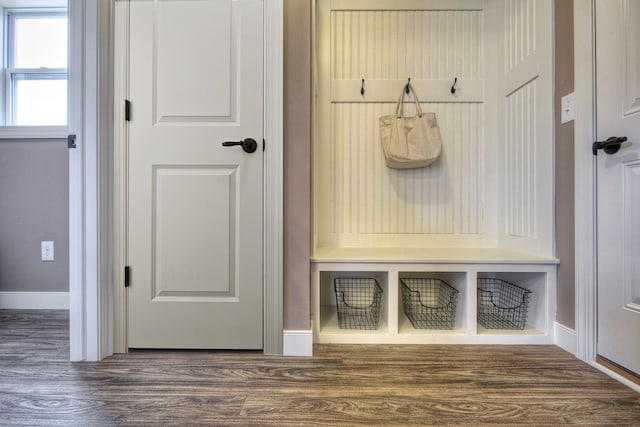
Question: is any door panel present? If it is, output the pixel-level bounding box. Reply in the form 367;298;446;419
127;0;264;349
622;163;640;311
621;1;640;117
153;166;236;299
156;0;233;121
596;0;640;375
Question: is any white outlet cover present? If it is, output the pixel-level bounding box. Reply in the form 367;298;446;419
41;241;54;261
561;92;575;124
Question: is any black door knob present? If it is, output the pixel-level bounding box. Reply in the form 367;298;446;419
592;136;627;156
222;138;258;153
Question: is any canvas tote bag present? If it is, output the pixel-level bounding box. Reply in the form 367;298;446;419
379;83;442;169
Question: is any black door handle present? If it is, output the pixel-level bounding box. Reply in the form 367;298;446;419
592;136;627;156
222;138;257;154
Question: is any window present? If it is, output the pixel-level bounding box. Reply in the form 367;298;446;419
4;8;67;126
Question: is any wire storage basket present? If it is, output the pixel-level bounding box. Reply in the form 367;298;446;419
334;278;383;330
477;278;531;330
401;278;458;329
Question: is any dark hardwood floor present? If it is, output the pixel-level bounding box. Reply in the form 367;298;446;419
0;310;639;426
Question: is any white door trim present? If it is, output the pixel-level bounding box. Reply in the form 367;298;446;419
69;0;113;362
68;0;84;362
69;0;116;362
108;0;284;355
573;0;597;366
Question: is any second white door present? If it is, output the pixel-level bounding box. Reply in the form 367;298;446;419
595;0;640;375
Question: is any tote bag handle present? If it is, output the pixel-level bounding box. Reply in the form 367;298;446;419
395;83;424;118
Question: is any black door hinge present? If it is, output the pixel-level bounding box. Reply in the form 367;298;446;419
67;134;76;149
263;138;265;151
125;100;131;122
124;266;131;288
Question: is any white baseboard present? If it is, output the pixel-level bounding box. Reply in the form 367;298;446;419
286;324;576;357
0;292;69;310
554;321;577;355
283;328;313;356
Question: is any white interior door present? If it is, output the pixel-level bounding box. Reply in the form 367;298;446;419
595;0;640;375
127;0;264;349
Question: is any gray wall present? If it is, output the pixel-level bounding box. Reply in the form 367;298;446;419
0;140;69;293
554;0;575;329
284;0;312;330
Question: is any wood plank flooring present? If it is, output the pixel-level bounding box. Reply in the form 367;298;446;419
1;310;639;426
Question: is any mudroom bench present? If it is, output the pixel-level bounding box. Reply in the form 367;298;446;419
312;0;558;347
311;248;558;345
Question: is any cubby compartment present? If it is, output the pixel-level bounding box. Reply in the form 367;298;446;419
398;272;467;335
476;272;548;336
318;271;389;335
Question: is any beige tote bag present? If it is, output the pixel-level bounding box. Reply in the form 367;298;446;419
379;83;442;169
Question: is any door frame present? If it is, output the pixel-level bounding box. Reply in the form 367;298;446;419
573;0;640;392
573;0;597;368
70;0;283;360
69;0;113;361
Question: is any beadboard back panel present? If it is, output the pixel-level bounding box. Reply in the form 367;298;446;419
315;0;553;256
331;9;483;81
329;102;484;237
504;0;537;73
504;78;538;240
315;0;496;249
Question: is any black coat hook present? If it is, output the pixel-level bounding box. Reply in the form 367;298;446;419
406;78;411;94
361;78;365;96
450;77;458;94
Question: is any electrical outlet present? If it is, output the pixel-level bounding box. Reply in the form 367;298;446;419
41;241;54;261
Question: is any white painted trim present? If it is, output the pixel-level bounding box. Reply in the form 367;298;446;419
82;0;100;363
573;0;597;365
69;0;114;362
0;292;69;310
112;0;128;355
283;329;313;356
554;322;577;356
591;362;640;394
68;0;86;362
0;126;68;139
97;0;115;361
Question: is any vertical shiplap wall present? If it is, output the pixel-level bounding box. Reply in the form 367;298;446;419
505;80;538;239
316;2;492;248
503;0;538;239
330;102;484;236
331;10;482;80
504;0;536;73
